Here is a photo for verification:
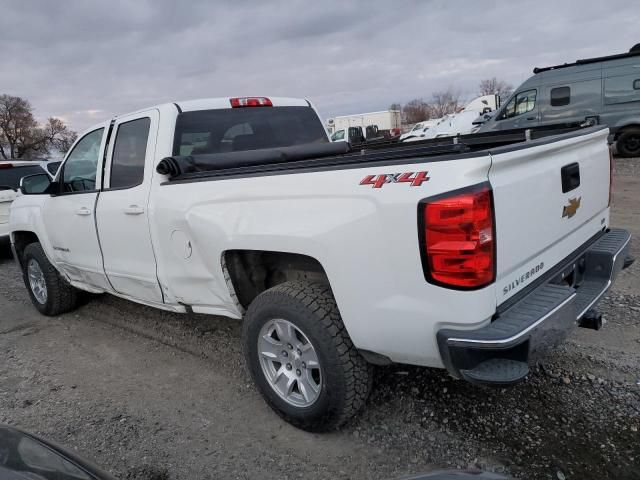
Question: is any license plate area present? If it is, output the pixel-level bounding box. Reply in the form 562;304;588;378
550;254;587;289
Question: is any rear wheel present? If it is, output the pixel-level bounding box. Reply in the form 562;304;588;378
616;127;640;158
22;242;78;316
242;281;372;431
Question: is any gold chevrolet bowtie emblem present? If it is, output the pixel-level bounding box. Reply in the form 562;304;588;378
562;197;581;219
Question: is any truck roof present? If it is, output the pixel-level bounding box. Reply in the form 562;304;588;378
115;97;311;119
533;45;640;74
174;96;311;113
78;96;314;140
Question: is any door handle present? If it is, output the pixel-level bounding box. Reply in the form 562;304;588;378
124;205;145;215
527;116;536;121
75;207;92;216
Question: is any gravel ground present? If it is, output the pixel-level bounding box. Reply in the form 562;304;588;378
0;158;639;480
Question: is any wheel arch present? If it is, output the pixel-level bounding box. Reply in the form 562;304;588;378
612;121;640;139
11;230;40;267
222;250;330;311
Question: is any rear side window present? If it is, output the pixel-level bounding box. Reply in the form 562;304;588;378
0;165;45;189
173;106;328;156
110;118;150;189
550;86;571;107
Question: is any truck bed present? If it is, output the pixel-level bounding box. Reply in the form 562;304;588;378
158;123;601;183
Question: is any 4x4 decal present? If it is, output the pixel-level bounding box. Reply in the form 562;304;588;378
359;171;430;189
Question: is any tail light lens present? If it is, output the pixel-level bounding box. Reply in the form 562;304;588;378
0;164;13;169
230;97;273;108
420;185;495;289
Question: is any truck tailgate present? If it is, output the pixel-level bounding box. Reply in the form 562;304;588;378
489;128;611;305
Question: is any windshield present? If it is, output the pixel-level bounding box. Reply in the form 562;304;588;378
173;106;328;156
0;165;44;189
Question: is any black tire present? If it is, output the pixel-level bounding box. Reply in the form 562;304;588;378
22;242;78;316
616;127;640;158
242;281;372;432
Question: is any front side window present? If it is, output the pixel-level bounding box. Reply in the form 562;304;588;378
46;161;61;176
550;86;571;107
110;118;150;189
331;130;345;141
499;89;537;120
62;128;104;193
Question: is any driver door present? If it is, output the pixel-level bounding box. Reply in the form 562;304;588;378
42;125;111;290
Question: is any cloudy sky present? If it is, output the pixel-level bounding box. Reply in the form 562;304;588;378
1;0;638;132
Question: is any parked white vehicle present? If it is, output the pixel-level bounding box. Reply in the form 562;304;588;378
0;161;54;239
328;109;401;140
402;95;499;143
399;120;437;141
404;111;482;141
9;96;633;431
462;94;499;114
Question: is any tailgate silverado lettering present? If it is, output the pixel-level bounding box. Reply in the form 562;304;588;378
502;262;545;296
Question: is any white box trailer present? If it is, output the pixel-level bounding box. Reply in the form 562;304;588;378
327;110;401;139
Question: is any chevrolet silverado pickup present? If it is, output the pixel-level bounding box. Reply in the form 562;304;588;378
9;96;633;431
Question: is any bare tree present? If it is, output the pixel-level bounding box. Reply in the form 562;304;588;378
43;117;77;155
401;98;431;124
430;89;461;118
389;103;402;111
0;94;77;159
478;77;513;99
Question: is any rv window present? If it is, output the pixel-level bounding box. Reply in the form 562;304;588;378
499;89;537;120
550;86;571;107
604;75;640;105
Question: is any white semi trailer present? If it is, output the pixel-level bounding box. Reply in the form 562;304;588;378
328;110;401;141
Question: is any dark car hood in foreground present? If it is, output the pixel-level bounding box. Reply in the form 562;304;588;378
0;425;116;480
0;424;511;480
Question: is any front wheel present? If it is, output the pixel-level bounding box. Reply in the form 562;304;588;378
22;242;78;316
242;281;372;431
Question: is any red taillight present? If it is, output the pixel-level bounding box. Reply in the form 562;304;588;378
421;185;495;289
0;163;13;169
230;97;273;108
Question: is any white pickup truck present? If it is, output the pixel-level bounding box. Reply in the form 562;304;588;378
9;96;633;432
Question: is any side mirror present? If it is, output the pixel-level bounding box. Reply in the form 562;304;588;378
20;173;53;195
